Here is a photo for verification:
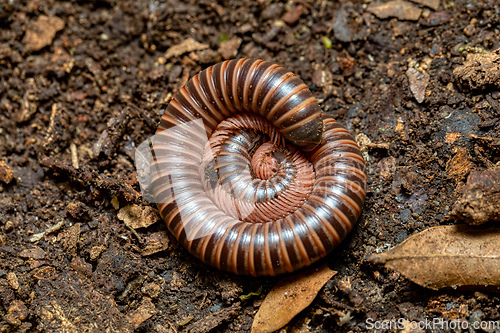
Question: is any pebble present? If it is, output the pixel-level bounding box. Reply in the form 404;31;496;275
117;204;160;229
422;11;451;26
406;68;430;103
0;161;14;184
6;272;19;290
282;5;304;25
6;300;28;326
220;37;242;60
332;3;367;42
367;0;422;21
312;69;333;88
410;0;440;10
261;3;284;20
23;15;65;51
463;24;475;36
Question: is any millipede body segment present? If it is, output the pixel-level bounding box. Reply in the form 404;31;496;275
151;58;366;277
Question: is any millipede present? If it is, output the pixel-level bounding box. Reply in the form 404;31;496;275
150;58;366;277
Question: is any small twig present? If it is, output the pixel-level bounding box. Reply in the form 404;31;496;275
39;155;141;203
92;108;132;161
199;291;208;310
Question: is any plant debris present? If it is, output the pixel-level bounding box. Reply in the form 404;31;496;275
39;156;141;203
239;286;262;301
165;38;209;59
451;169;500;225
251;265;336;333
369;225;500;290
453;48;500;91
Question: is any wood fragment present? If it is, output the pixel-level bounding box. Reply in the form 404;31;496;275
446;148;475;181
369;225;500;290
165;38;209;59
70;142;79;169
125;297;157;329
453;48;500;91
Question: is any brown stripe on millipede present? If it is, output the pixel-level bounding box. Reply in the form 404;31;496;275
151;58;366;277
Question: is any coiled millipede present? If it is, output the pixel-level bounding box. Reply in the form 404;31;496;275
151;58;366;277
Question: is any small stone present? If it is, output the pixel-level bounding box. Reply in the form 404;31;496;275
312;69;333;88
66;201;89;219
409;0;440;10
367;0;422;21
117;205;160;229
430;45;441;56
0;161;14;184
220;37;242;60
261;3;284;20
142;282;162;298
6;272;19;290
90;245;106;261
6;300;28;325
282;5;304;25
332;3;367;42
406;67;430;103
141;231;170;256
125;297;157;329
451;169;500;224
463;24;475;37
111;196;120;210
422;11;451;26
23;15;65;51
4;220;14;231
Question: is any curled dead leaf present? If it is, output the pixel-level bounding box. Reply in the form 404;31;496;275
251;265;336;333
369;225;500;290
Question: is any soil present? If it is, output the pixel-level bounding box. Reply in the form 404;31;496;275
1;0;500;332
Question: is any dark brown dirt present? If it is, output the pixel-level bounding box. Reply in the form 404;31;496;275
1;0;499;332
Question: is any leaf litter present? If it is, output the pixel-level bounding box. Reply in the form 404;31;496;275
369;225;500;291
251;265;336;333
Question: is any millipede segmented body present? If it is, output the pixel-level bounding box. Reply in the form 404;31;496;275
151;58;366;277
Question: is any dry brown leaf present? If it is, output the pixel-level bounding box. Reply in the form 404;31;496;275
369;225;500;290
251;265;336;333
